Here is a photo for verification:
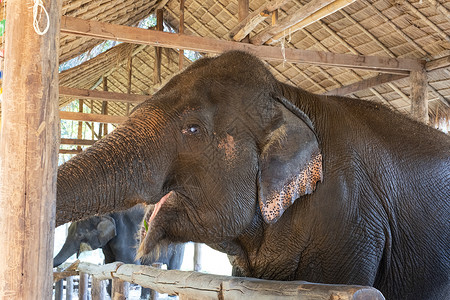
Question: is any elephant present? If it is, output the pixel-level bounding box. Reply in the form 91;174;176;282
54;204;185;299
56;51;450;300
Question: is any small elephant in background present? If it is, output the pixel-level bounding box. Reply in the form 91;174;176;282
54;204;185;299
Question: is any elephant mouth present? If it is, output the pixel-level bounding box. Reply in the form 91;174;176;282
139;191;173;241
138;191;181;259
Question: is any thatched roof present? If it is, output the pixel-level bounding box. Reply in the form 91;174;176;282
1;0;449;129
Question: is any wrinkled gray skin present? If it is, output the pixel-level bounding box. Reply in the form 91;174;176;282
54;204;185;299
56;51;449;300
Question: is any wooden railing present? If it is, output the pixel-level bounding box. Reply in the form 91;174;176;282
54;261;385;300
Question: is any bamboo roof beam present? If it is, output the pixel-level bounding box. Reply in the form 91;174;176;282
399;0;450;43
60;16;422;74
229;0;291;42
251;0;356;45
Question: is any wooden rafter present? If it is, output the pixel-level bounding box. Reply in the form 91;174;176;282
250;0;356;45
60;16;422;74
230;0;290;42
324;74;407;96
60;138;96;146
59;86;150;103
60;111;127;124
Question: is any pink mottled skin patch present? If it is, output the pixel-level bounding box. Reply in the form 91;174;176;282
218;134;237;162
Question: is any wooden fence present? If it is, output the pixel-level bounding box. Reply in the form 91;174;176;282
53;261;385;300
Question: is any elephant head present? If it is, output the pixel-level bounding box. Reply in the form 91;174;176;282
54;216;116;267
57;50;321;252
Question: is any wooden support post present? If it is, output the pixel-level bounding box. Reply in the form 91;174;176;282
79;272;89;300
126;55;133;116
410;68;429;124
193;243;202;272
0;0;61;299
91;277;107;300
112;277;129;300
154;9;164;87
179;0;185;70
55;279;64;300
238;0;250;43
77;99;84;151
150;263;163;300
66;276;74;300
100;77;109;137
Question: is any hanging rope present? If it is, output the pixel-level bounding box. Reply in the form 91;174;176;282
33;0;50;35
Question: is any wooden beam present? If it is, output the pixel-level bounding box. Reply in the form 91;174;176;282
75;262;385;299
237;0;250;42
59;86;150;103
59;149;83;155
426;55;450;72
101;77;109;137
324;74;407;96
179;0;185;70
60;111;127;124
60;139;96;146
251;0;356;45
154;9;164;87
230;0;290;42
0;0;61;298
410;68;429;124
77;99;84;152
60;16;422;74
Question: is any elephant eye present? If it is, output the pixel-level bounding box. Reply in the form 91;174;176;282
182;124;201;135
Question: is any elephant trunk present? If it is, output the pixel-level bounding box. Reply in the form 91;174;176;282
53;239;79;268
56;121;164;226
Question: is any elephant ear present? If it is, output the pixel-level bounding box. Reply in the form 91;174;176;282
258;97;322;224
97;216;117;246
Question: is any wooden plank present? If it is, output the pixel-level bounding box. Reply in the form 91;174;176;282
154;9;164;86
60;16;422;74
410;68;429;124
324;73;407;96
60;139;96;146
59;86;150;103
0;0;61;299
251;0;355;45
230;0;290;41
59;149;83;155
60;111;128;124
179;0;185;70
